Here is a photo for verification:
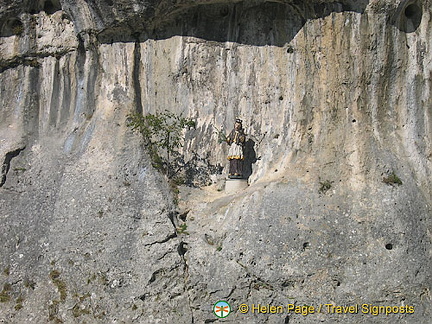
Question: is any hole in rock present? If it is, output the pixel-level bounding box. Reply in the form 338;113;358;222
177;242;188;257
43;0;62;15
393;2;422;33
405;4;420;19
219;7;229;17
179;210;189;222
62;13;71;21
385;243;393;250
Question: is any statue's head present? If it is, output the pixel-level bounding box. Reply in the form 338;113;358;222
235;118;243;130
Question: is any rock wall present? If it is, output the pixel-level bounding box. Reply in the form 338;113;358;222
0;0;431;323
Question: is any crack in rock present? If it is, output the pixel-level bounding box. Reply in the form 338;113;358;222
0;50;76;73
144;232;177;246
1;147;25;187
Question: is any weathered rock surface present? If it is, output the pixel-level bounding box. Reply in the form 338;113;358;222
1;0;431;323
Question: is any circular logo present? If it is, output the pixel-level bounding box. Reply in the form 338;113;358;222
213;300;231;318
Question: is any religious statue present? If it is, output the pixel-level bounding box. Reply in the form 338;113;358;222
226;119;246;179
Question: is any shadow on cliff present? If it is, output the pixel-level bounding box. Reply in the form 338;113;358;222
97;1;370;46
243;139;257;180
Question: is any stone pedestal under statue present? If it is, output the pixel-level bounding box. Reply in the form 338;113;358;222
225;178;248;194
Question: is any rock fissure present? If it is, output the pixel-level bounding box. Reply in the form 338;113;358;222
0;147;25;187
0;49;76;73
156;249;175;261
133;39;143;114
144;232;177;246
180;247;195;323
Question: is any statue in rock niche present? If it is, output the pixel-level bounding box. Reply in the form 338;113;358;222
226;119;246;179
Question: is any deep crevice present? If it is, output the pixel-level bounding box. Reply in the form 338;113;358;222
181;247;194;323
177;241;188;257
133;38;143;114
1;147;26;187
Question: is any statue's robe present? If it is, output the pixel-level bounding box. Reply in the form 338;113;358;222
226;129;246;177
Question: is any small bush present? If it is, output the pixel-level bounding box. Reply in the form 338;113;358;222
383;172;403;186
50;270;67;301
15;296;24;310
176;223;189;235
319;179;333;194
12;24;24;36
24;278;36;290
0;283;11;303
127;110;196;178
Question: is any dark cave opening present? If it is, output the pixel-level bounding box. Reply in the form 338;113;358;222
405;4;420;19
392;1;422;33
43;0;62;15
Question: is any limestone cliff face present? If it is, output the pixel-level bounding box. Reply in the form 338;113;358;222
1;0;431;323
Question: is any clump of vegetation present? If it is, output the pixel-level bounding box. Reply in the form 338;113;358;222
86;272;108;286
26;59;40;68
24;278;36;290
383;172;403;186
176;223;189;235
252;280;274;291
12;24;24;36
15;296;24;311
172;175;186;186
71;293;91;318
3;266;10;276
214;126;227;144
50;270;67;301
48;270;67;323
71;304;91;318
127;110;196;178
319;179;333;194
0;283;11;303
48;299;62;323
169;181;181;205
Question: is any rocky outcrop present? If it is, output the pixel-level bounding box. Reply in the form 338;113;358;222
0;0;431;323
